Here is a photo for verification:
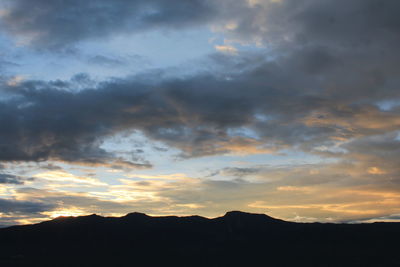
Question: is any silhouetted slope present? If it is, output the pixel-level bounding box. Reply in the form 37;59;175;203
0;211;399;267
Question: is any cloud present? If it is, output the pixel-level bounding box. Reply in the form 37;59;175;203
87;54;150;68
0;76;155;167
33;170;107;186
214;45;238;54
0;173;32;184
208;167;260;178
0;0;398;164
215;0;400;48
40;164;63;171
0;198;54;214
1;26;400;163
0;0;218;49
0;59;19;72
6;75;25;87
0;187;134;225
350;213;400;223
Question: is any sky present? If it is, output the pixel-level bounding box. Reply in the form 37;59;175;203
0;0;400;226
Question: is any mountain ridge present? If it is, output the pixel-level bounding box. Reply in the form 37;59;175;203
0;211;399;267
1;211;287;230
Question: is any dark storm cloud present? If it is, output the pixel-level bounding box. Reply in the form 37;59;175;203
220;0;400;47
0;0;217;49
0;198;54;214
0;74;154;167
0;173;32;184
0;67;317;162
0;0;399;164
1;0;399;55
0;51;399;163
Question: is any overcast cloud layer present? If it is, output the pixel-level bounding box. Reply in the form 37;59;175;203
0;0;399;225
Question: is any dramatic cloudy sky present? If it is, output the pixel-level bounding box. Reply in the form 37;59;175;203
0;0;400;226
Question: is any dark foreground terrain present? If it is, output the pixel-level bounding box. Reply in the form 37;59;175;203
0;211;399;267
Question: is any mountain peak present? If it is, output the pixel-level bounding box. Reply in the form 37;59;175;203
223;211;275;219
123;212;151;222
224;211;255;217
221;211;284;225
124;212;149;218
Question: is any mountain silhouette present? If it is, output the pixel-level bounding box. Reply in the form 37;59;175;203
0;211;399;267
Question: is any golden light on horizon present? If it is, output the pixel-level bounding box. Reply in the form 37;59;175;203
43;208;88;219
